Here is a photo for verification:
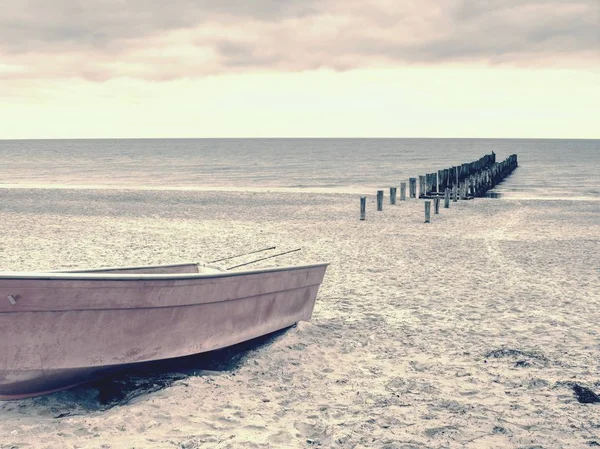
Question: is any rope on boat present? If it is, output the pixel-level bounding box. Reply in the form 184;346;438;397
226;248;302;270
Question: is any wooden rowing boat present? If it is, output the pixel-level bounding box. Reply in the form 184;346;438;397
0;262;327;399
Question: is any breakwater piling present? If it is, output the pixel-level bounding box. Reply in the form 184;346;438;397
377;190;384;211
424;201;431;223
358;152;517;221
360;197;366;220
409;178;417;198
418;153;517;199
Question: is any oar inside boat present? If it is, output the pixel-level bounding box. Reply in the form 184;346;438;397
226;248;302;270
207;246;277;264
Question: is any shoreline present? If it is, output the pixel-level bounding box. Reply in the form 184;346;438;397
0;183;598;202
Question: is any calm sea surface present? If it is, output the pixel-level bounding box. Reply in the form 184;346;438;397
0;139;598;199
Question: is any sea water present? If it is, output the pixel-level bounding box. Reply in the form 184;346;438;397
0;138;598;200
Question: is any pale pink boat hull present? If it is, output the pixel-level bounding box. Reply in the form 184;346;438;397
0;263;327;399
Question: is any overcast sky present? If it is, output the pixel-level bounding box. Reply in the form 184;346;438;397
1;0;599;138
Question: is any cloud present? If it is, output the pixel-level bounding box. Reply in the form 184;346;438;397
0;0;598;82
0;1;317;53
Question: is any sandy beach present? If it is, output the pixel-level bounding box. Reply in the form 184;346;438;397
0;188;599;448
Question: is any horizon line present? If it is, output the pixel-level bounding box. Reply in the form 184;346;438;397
1;136;598;141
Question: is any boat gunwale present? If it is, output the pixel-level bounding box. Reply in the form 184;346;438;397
50;262;201;273
0;263;329;281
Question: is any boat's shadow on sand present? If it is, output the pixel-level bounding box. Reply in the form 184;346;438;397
18;328;290;417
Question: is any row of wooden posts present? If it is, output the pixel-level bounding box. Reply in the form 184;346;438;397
417;153;518;199
359;153;518;222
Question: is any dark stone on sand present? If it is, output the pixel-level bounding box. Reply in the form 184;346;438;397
485;348;547;362
572;384;600;404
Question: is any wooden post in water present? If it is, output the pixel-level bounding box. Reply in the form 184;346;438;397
453;185;458;202
360;197;366;221
459;182;466;200
377;190;384;211
390;187;397;205
444;188;450;208
400;182;406;201
424;201;431;223
434;197;440;214
409;178;416;198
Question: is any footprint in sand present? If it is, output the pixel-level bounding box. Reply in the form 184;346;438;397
294;420;333;446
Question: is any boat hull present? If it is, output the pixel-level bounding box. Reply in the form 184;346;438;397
0;264;327;399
